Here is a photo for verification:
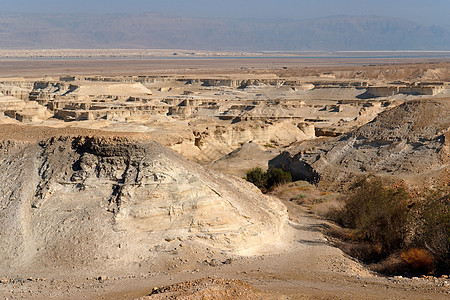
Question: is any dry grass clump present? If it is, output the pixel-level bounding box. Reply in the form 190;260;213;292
269;180;340;217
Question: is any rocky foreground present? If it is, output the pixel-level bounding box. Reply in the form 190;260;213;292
0;125;448;299
0;134;287;278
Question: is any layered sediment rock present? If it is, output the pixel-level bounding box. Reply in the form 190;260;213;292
0;136;287;275
270;100;450;189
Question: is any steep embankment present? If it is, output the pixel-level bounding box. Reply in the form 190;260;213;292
270;99;450;189
0;135;287;276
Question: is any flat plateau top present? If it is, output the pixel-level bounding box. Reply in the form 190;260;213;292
0;50;449;77
0;123;151;142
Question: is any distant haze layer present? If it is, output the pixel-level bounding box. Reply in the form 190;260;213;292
0;13;449;51
2;0;450;27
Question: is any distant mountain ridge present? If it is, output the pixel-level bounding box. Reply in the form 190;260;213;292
0;13;449;50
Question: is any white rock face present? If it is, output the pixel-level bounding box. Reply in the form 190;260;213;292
0;137;287;275
74;82;153;96
174;120;315;162
271;100;450;189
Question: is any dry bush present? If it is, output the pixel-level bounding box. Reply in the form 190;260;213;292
325;176;449;276
401;248;434;274
326;224;355;241
412;191;449;274
326;225;385;263
333;176;409;254
311;199;342;217
370;252;408;275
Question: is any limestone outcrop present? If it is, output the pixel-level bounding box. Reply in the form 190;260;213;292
270;100;450;189
0;64;447;168
0;136;287;275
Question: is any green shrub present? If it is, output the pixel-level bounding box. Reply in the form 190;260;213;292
266;167;292;188
245;167;292;192
245;167;266;190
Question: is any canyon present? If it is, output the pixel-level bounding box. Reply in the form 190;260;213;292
0;57;448;299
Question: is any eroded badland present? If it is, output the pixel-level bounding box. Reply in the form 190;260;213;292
0;56;448;299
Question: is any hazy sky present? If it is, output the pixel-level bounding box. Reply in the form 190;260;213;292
2;0;449;26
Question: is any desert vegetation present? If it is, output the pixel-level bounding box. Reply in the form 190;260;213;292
328;176;449;276
245;167;292;193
